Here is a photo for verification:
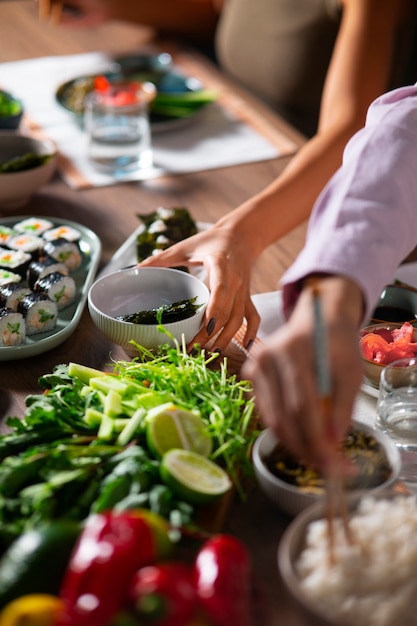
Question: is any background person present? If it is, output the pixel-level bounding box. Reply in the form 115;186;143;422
45;0;417;353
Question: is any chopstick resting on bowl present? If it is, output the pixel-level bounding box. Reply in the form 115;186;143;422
38;0;64;24
312;286;353;563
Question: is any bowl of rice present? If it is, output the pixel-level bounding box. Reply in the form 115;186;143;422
278;492;417;626
252;422;401;517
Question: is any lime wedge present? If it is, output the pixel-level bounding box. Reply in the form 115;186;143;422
160;449;232;504
146;403;212;458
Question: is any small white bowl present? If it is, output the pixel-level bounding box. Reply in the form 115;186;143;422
0;132;57;209
252;423;401;517
88;266;210;356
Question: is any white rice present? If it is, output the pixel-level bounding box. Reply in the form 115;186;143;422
296;495;417;626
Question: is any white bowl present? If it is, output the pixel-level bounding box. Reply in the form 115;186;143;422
252;423;401;517
278;491;417;626
0;132;57;209
88;266;210;356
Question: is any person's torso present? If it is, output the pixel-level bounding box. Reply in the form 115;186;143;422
215;0;417;136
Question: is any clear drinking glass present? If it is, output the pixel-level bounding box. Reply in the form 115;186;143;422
377;357;417;482
84;80;156;176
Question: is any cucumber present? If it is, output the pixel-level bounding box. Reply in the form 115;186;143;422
68;362;107;384
0;521;81;609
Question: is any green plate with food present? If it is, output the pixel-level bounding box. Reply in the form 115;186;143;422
55;64;217;131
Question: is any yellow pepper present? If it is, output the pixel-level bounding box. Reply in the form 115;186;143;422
0;594;64;626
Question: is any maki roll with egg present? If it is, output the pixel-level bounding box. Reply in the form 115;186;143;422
43;225;81;242
0;269;21;286
0;248;31;279
7;233;43;257
27;255;68;289
34;272;76;311
0;283;31;311
0;308;26;346
14;217;54;236
42;238;82;272
17;292;57;335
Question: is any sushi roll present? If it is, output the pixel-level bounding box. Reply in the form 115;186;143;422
0;226;18;247
0;283;31;311
7;233;44;257
0;269;21;286
34;272;76;311
27;255;68;289
13;217;54;236
0;307;26;346
17;292;57;335
0;249;31;279
42;238;82;272
43;225;81;243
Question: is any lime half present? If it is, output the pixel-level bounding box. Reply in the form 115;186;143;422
160;449;232;504
146;403;212;458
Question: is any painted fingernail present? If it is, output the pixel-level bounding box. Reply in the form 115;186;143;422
206;317;216;335
246;339;254;351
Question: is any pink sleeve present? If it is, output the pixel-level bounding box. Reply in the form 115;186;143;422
281;84;417;322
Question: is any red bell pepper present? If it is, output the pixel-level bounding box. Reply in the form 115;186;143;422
55;511;164;626
193;534;253;626
126;562;197;626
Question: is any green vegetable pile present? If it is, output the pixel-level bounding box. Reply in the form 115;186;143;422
0;341;258;548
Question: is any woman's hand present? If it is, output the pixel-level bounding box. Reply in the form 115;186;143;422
139;221;261;352
242;276;364;469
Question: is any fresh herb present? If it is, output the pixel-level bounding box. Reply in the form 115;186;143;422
0;90;22;117
0;341;258;544
116;297;202;324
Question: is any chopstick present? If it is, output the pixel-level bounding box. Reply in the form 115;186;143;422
312;286;352;563
38;0;64;24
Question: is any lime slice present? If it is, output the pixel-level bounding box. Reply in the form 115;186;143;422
160;449;232;504
146;402;212;458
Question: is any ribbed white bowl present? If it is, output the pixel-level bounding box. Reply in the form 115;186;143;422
88;266;210;356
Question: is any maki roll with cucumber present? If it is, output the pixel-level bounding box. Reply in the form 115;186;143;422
17;292;58;335
0;308;26;346
27;256;68;290
34;272;76;311
42;238;82;272
0;283;31;311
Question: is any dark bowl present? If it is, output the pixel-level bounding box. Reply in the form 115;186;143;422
369;283;417;324
0;90;23;130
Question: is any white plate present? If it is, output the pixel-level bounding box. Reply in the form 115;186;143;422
360;381;380;399
0;216;101;361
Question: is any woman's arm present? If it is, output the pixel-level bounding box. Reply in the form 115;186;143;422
141;0;412;350
244;84;417;467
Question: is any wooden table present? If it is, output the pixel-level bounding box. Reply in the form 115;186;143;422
0;3;309;624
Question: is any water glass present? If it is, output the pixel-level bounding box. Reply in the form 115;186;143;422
377;357;417;482
84;80;155;176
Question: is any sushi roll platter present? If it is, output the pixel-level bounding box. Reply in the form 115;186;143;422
0;216;101;360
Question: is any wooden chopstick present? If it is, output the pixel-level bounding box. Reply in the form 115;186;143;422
312;286;352;563
38;0;64;24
